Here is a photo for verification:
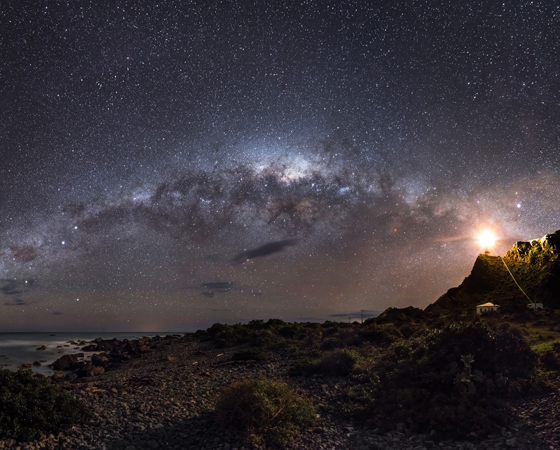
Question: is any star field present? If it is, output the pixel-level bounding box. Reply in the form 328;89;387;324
0;0;559;331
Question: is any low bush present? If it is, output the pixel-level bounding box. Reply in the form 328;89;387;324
352;321;538;438
320;337;341;350
289;349;361;377
318;349;361;376
359;324;403;346
540;350;560;370
289;355;320;376
216;378;316;447
0;369;91;442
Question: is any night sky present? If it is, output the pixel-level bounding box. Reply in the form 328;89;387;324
1;1;559;331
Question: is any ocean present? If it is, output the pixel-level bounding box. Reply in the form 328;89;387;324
0;332;171;376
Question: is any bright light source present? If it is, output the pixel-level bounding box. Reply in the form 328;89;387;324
478;231;496;249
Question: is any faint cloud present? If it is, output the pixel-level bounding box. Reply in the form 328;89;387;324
4;298;27;306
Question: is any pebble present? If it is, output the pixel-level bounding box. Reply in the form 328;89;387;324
0;336;557;450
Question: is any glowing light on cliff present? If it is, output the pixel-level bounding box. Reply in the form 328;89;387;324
478;231;496;253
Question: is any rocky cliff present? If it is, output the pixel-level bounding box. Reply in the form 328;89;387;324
425;230;560;315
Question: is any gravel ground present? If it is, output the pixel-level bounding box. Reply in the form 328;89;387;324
0;336;556;450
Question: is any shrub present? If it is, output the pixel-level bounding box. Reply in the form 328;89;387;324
278;325;298;339
0;369;91;442
359;324;403;346
337;331;361;347
498;322;511;332
398;324;415;339
249;329;288;350
318;349;361;376
216;378;316;447
540;351;560;370
288;356;320;376
320;337;341;350
353;321;538;438
322;323;341;337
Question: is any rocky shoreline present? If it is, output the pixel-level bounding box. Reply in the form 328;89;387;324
0;335;559;450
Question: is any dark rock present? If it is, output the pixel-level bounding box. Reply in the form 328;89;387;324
75;360;93;376
52;354;79;370
91;353;110;367
97;341;117;351
65;373;78;381
36;345;47;350
82;344;98;351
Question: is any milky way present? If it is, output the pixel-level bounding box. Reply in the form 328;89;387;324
1;1;559;331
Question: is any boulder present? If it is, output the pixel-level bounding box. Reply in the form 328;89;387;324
96;341;116;351
81;344;98;351
52;354;80;371
80;365;105;378
91;353;109;367
75;360;93;371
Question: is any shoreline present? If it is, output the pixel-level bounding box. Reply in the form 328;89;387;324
0;332;180;376
1;335;558;450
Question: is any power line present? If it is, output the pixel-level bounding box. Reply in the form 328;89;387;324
499;256;533;304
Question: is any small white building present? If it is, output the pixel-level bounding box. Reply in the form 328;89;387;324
476;302;500;314
527;303;544;310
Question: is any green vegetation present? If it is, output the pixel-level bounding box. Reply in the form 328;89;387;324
216;378;316;447
204;308;560;439
0;368;91;442
195;319;322;350
204;233;560;440
505;236;559;266
347;321;538;437
290;348;362;377
318;349;361;376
